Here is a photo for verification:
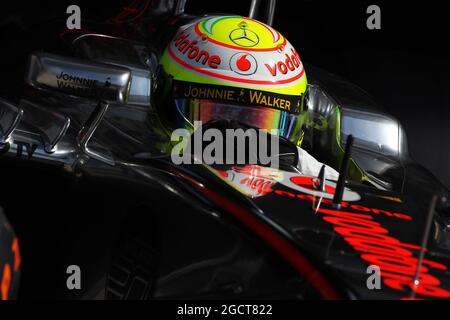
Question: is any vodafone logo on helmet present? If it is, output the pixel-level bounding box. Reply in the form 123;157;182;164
172;32;222;69
166;17;306;87
265;47;303;77
229;53;258;75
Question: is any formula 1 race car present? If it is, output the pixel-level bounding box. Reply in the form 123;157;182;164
1;0;450;300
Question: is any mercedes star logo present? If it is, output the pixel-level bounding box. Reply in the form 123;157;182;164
229;22;260;47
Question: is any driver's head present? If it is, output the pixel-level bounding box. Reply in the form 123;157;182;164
156;15;308;146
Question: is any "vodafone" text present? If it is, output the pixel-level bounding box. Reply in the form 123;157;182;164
265;48;302;77
173;32;221;69
272;189;450;299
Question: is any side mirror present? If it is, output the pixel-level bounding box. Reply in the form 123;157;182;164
71;34;156;106
25;52;132;104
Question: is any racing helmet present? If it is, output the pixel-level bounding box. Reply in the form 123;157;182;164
157;16;308;146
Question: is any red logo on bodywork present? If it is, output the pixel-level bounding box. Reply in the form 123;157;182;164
290;176;336;194
316;207;450;299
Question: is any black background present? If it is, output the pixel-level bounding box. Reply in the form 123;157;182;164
1;0;449;189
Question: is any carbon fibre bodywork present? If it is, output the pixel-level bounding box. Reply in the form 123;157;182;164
1;1;450;300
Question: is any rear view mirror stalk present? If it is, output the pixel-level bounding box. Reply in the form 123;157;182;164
333;135;354;209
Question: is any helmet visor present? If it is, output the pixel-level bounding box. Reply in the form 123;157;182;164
174;99;305;144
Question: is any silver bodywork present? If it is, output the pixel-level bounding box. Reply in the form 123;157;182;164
26;52;132;104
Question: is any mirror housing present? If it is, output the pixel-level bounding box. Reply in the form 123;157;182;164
25;52;132;104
